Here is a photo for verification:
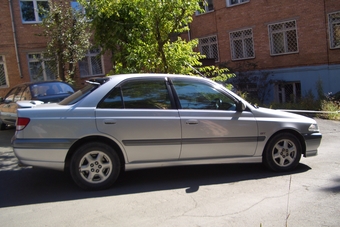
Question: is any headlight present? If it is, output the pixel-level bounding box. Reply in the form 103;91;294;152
308;123;319;132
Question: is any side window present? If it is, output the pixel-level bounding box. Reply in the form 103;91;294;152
98;79;172;109
172;80;237;110
13;86;25;102
21;87;31;101
4;88;19;103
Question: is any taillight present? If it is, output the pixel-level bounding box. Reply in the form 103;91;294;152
16;117;30;131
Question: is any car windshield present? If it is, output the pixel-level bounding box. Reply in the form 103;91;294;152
30;82;74;98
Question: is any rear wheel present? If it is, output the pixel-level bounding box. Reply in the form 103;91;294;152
70;142;121;190
263;133;302;172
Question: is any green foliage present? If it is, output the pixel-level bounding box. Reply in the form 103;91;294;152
38;0;91;82
78;0;232;81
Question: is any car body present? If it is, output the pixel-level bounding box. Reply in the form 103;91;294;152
0;81;74;130
12;74;322;190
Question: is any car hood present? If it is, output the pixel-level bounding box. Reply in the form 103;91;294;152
251;107;316;123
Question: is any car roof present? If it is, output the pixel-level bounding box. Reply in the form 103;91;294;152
104;73;211;84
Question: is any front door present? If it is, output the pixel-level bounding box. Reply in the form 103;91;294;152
171;78;258;159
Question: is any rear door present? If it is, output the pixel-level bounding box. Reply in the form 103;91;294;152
95;77;182;163
171;78;259;159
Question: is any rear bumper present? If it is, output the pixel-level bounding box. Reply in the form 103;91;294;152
303;132;322;157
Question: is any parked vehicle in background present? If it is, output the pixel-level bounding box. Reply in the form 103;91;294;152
0;81;74;130
12;74;322;190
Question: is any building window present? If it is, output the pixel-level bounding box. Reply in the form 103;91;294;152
0;56;8;87
230;28;255;60
20;0;49;23
275;82;301;103
71;1;85;14
329;11;340;49
199;35;219;62
28;53;56;81
196;0;214;15
79;48;104;78
268;20;298;55
227;0;249;7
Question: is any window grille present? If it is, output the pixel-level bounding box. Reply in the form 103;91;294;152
276;82;301;103
230;28;255;60
20;0;49;23
28;53;56;81
227;0;249;7
329;11;340;49
268;20;298;55
0;56;8;87
79;48;104;78
199;35;219;62
196;0;214;15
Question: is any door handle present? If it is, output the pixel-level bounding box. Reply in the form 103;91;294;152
186;120;198;125
104;120;116;125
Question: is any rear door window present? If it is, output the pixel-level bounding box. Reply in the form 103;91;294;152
98;79;172;109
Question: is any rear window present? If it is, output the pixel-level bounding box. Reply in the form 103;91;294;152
59;84;96;105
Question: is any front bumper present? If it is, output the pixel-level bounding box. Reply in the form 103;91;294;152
303;132;322;157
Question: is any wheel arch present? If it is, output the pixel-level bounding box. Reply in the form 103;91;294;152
64;136;126;172
263;129;306;157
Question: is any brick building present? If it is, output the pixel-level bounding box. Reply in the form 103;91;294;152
1;0;340;104
189;0;340;103
0;0;112;98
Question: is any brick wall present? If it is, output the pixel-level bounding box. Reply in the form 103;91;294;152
0;0;113;97
189;0;340;71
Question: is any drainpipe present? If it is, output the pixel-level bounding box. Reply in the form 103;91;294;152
9;0;23;78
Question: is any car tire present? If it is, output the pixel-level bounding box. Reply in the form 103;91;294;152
70;142;121;190
0;123;6;130
263;133;302;172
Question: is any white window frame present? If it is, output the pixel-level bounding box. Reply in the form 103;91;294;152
198;35;219;62
0;56;9;88
275;81;301;103
196;0;214;15
268;20;299;56
328;11;340;49
229;28;255;60
226;0;249;7
79;48;104;78
19;0;49;24
27;53;56;81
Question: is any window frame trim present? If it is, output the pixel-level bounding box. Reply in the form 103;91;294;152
0;55;9;88
198;35;220;62
328;11;340;49
229;28;256;61
79;49;105;78
195;0;214;16
19;0;49;24
226;0;250;8
268;19;299;56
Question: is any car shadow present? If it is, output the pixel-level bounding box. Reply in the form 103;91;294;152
0;162;311;208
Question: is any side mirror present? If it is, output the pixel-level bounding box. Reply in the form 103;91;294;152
236;101;246;112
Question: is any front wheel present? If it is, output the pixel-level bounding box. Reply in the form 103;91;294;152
70;142;121;190
263;133;302;172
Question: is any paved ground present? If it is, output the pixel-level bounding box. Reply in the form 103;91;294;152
0;118;339;227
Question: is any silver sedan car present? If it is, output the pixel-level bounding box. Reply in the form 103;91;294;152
12;74;322;190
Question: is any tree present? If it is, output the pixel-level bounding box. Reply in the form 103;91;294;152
79;0;233;82
38;0;91;83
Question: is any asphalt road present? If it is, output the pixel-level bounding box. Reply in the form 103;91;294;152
0;118;339;227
